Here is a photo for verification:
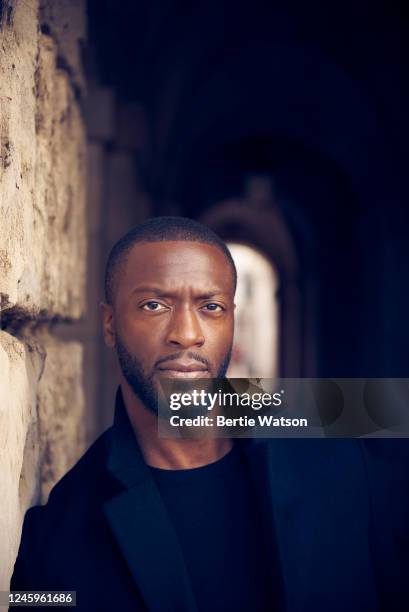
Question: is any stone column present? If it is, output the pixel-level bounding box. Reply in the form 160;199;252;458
0;0;87;591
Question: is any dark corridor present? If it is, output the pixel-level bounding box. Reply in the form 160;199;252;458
86;0;409;385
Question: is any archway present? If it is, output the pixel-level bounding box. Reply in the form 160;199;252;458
201;175;308;377
226;243;279;378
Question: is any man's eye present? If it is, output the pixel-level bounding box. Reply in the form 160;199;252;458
141;301;167;312
203;303;223;312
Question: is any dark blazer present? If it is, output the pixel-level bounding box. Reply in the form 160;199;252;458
10;387;409;611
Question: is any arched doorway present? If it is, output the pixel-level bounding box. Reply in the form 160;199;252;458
227;243;279;378
201;175;311;377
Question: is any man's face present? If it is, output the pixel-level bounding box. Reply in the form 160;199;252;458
102;241;235;413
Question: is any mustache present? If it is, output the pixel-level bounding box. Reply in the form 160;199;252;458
155;351;210;369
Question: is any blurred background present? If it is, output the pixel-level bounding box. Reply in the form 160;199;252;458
84;0;409;433
0;0;408;588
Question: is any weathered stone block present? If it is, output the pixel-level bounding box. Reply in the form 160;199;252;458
0;329;86;590
0;330;44;591
39;0;87;93
34;33;86;319
36;330;85;503
0;0;39;312
0;18;86;317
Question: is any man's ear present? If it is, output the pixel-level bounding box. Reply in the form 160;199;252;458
100;301;116;349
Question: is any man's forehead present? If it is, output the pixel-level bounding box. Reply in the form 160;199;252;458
121;240;233;290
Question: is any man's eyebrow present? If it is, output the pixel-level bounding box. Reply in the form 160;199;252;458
129;286;227;298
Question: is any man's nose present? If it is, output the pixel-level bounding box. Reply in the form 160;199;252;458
165;307;205;348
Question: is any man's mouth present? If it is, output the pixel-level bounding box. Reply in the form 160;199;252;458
156;361;209;379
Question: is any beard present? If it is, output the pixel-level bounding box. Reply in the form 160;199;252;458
115;334;232;415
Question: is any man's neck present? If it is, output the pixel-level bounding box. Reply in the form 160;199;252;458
120;380;233;470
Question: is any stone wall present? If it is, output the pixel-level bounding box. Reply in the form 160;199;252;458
0;0;87;592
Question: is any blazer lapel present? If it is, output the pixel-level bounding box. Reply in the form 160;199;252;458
103;387;198;612
243;438;379;612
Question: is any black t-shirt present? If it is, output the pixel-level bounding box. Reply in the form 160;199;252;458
149;443;274;612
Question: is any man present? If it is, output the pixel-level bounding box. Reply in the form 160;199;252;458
10;217;409;611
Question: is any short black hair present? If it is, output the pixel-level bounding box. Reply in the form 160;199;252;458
104;216;237;305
